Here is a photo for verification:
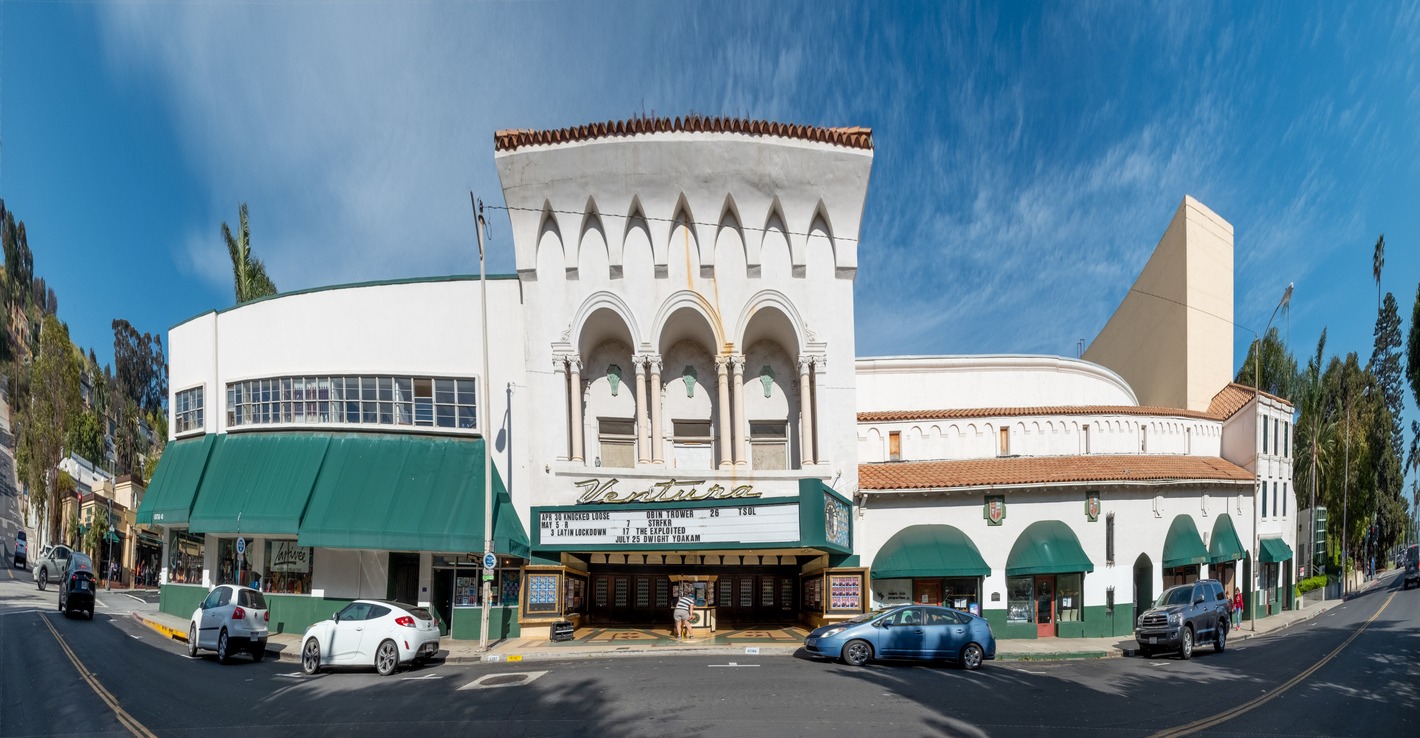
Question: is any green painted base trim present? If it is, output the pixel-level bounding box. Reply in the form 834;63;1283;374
997;652;1108;661
984;604;1134;639
159;584;208;623
265;593;354;635
450;606;521;641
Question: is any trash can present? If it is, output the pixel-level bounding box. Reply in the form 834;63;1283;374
550;621;575;642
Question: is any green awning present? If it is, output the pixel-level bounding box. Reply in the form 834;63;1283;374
104;530;120;543
187;433;330;535
1208;514;1246;564
298;435;530;556
1162;515;1209;568
871;524;990;579
135;435;217;525
1006;520;1095;576
1259;537;1293;563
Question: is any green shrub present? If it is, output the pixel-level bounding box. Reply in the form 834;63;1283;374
1295;575;1327;596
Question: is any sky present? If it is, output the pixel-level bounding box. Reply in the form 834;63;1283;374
2;2;1418;412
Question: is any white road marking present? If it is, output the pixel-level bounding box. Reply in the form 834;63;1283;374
276;672;306;678
1021;670;1046;675
401;674;442;681
708;662;759;668
96;599;110;608
459;670;548;690
122;593;145;604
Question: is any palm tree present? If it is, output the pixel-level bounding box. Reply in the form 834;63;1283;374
1372;233;1385;311
1295;331;1338;575
221;203;278;304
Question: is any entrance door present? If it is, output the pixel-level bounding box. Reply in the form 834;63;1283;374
1034;575;1055;638
1133;554;1154;622
913;580;942;605
387;553;419;604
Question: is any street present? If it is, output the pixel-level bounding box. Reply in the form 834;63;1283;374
1;568;1415;737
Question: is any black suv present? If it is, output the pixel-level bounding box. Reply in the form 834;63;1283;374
58;552;97;620
1135;579;1229;659
1403;544;1419;590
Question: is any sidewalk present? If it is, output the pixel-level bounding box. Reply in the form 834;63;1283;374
129;573;1393;666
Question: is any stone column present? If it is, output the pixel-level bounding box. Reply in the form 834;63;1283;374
731;354;747;466
716;356;732;469
648;356;664;464
798;355;815;466
552;357;569;460
569;357;584;463
633;355;650;464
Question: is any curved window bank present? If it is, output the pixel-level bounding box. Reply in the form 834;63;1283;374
138;118;1296;640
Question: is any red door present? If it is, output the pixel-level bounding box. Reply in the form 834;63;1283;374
1035;576;1055;638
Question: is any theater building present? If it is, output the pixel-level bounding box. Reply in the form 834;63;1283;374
139;120;1295;642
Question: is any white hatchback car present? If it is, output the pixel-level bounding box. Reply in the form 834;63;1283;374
300;600;441;676
188;584;270;663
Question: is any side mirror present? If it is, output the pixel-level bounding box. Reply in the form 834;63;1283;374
334;612;341;623
878;620;891;628
1194;597;1205;606
199;601;207;610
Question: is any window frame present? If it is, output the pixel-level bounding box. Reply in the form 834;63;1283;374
226;374;479;435
175;385;205;435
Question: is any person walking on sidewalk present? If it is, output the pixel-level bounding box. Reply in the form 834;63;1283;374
673;587;696;640
1232;589;1243;628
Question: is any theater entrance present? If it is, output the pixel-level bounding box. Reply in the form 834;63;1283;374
589;564;799;627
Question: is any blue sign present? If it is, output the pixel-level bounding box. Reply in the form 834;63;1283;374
482;552;497;570
236;537;246;556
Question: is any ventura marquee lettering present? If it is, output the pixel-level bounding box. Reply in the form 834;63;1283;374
575;478;761;505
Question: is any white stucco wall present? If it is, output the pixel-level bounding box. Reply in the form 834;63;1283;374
855;355;1138;413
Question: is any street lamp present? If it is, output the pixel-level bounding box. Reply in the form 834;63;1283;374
471;194;494;653
1251;281;1292;632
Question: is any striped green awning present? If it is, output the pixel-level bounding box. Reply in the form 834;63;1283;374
1006;520;1094;576
135;435;217;526
1259;537;1293;563
1208;514;1246;564
1162;515;1209;568
187;433;330;535
870;525;990;579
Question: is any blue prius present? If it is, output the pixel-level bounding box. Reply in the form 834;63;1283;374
804;605;997;670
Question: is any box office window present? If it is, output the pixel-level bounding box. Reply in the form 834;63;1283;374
599;418;636;469
750;421;788;470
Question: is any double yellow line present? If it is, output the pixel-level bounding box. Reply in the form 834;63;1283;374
1150;592;1396;738
38;613;158;738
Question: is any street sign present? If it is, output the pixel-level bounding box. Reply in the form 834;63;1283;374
482;552;497;570
236;537;247;556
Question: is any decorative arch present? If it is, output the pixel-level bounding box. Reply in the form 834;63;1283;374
748;197;788;269
570;291;643;353
733;290;808;354
794;201;838;270
534;202;569;275
714;202;746;280
653;290;726;353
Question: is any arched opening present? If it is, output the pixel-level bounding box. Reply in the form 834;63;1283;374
577;307;639;468
658;304;721;469
741;304;802;470
1133;553;1154;622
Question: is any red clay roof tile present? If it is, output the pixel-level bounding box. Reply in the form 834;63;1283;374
859;454;1253;491
494;115;874;152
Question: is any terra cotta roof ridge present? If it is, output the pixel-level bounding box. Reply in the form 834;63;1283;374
1207;382;1292;420
494;115;873;152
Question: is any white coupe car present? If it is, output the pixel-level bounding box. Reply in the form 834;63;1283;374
300;600;441;676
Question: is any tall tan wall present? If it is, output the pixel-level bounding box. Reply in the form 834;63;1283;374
1084;196;1234;412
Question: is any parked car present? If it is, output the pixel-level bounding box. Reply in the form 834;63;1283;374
1403;544;1419;590
1135;579;1229;659
12;530;25;569
187;585;270;663
300;600;442;676
57;552;96;620
803;605;997;670
33;544;74;591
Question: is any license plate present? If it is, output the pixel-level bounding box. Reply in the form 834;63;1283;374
421;643;437;655
77;582;88;591
806;638;818;646
1149;637;1158;644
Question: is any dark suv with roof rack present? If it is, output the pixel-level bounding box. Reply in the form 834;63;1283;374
1135;578;1229;659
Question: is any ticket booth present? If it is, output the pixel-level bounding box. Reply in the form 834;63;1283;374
671;574;718;635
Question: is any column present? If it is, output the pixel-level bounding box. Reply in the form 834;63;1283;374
633;355;650;464
649;356;665;464
716;356;732;469
798;356;815;466
569;357;585;463
811;355;824;464
731;354;747;466
552;357;569;460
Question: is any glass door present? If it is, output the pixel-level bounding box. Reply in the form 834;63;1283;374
913;579;942;605
1034;575;1055;638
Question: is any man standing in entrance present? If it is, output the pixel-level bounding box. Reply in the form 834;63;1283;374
673;587;696;640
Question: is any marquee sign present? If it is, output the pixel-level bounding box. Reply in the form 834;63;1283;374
574;478;761;505
539;503;799;547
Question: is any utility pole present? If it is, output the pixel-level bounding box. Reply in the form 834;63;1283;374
472;194;494;653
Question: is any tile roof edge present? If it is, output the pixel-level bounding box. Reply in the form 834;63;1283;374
494;115;874;152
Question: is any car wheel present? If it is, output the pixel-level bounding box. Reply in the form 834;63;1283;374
37;570;47;591
216;629;230;664
959;642;985;671
86;610;93;621
1215;623;1227;653
1180;626;1194;660
1138;646;1153;658
841;639;873;667
375;639;399;676
301;638;322;675
188;624;199;657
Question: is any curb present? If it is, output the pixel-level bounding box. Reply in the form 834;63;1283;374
133;612;187;642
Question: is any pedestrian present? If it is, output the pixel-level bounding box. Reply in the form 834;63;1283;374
250;571;262;590
108;559;117;591
673;586;696;640
1232;588;1243;627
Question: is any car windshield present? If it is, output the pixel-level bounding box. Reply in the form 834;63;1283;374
842;610;885;625
72;553;93;570
1155;586;1193;607
1406;546;1418;564
238;589;267;609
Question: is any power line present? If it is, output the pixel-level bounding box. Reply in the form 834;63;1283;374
484;204;859;244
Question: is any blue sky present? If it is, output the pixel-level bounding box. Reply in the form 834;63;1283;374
3;2;1418;410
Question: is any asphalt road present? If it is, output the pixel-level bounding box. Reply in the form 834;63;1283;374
1;570;1415;737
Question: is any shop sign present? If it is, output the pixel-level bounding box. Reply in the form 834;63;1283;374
270;540;311;573
575;478;761;505
537;502;798;548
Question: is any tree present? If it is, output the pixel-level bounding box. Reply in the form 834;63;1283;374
1294;331;1337;571
1369;292;1405;497
66;408;104;464
1407;280;1420;474
112;318;168;415
222;203;278;304
1235;326;1298;401
84;506;110;562
1372;233;1385;311
20;315;83;543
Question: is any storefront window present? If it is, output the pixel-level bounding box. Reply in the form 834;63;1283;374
262;540;313;594
453;562;525;608
215;538;246;586
1007;576;1034;624
168;531;205;584
802;576;824;612
1057;573;1083;622
565;574;587;615
941;577;982;616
